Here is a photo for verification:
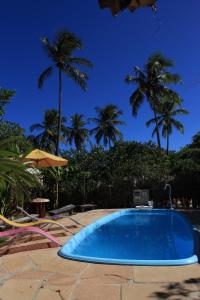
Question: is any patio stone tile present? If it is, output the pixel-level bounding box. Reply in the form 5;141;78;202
12;270;50;280
0;278;40;300
36;288;61;300
134;265;200;283
1;253;35;273
29;248;87;275
122;282;199;300
36;284;74;300
0;272;12;287
71;283;121;300
80;264;133;284
45;272;76;286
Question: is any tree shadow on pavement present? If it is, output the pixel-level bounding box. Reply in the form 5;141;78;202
150;278;200;299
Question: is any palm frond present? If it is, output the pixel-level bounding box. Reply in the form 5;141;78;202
55;30;82;55
125;75;135;84
30;123;44;132
151;126;159;138
38;66;53;89
160;72;182;84
62;64;88;91
146;117;157;127
112;119;126;125
171;119;184;134
147;52;174;69
66;57;93;68
41;37;57;61
90;127;99;135
172;108;189;116
130;89;144;117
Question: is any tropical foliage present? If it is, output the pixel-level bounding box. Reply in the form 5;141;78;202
188;131;200;148
41;141;170;208
0;120;24;139
0;138;38;215
0;87;15;117
39;135;200;209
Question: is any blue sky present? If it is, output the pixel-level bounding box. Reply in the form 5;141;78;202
1;0;200;150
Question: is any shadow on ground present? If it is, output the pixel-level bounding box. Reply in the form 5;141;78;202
150;278;200;299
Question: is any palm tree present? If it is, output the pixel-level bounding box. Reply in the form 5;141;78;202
30;109;67;153
90;104;125;148
146;98;188;154
125;52;182;148
67;114;89;150
38;30;92;155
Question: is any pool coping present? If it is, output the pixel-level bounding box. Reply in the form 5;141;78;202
58;209;199;266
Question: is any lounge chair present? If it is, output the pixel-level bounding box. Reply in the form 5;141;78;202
16;206;83;227
16;206;61;221
49;204;75;216
79;204;97;212
0;214;74;235
0;226;62;246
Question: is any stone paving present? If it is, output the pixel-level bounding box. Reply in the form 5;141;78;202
0;209;200;300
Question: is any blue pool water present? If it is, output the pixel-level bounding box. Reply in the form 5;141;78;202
59;209;199;265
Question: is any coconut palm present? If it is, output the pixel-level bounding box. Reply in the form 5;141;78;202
38;30;92;155
67;114;89;150
146;98;188;154
125;52;182;148
90;104;125;148
30;109;67;153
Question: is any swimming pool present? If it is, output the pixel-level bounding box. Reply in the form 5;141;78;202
59;209;199;266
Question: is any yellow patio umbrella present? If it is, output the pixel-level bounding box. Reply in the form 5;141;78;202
23;149;68;168
23;149;68;209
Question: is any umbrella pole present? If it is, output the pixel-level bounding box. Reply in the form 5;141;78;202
55;178;59;209
55;167;60;209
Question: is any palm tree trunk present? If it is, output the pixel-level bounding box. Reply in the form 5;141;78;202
153;110;161;148
83;174;86;204
108;139;111;149
166;132;169;155
56;68;62;156
55;69;62;208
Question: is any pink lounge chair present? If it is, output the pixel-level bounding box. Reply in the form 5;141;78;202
0;226;62;246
